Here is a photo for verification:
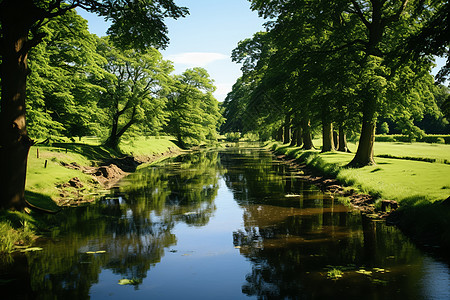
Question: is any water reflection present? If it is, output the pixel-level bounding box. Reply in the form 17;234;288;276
0;147;449;299
1;151;221;299
220;147;449;300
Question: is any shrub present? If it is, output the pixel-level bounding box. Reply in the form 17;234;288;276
224;132;241;142
375;135;395;142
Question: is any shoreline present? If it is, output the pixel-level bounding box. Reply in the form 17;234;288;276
268;144;450;256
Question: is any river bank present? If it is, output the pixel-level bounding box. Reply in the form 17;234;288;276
0;137;183;255
25;136;183;209
268;142;450;254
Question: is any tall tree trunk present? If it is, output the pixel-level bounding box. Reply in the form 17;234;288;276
338;125;351;153
333;130;339;150
290;127;298;146
321;121;334;152
349;99;376;166
296;126;303;147
0;1;40;209
276;126;284;143
301;119;314;150
283;113;291;144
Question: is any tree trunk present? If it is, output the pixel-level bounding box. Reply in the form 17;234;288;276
283;113;291;144
321;121;334;152
301;119;314;150
0;1;40;210
290;127;298;146
338;125;351;153
105;114;120;149
276;126;284;143
296;126;303;147
349;99;376;166
333;131;339;150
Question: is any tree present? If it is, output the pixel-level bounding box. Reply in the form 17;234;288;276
165;68;222;148
0;0;188;210
26;9;104;140
95;38;172;149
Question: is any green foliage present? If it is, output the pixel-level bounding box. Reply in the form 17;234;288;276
379;122;390;135
226;0;445;166
225;132;241;142
27;9;104;139
94;37;173;148
165;68;223;147
0;220;35;255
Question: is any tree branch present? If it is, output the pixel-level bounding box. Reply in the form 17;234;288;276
350;0;371;28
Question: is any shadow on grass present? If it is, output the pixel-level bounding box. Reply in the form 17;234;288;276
52;143;122;162
25;191;61;214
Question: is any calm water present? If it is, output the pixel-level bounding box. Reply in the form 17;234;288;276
1;147;450;299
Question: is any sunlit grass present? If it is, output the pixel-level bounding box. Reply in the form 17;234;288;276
270;142;450;204
119;136;179;156
26;136;181;207
0;219;35;255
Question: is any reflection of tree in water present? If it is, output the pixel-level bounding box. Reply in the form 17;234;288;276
5;151;221;298
222;148;425;299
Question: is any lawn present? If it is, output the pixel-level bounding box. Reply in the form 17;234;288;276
271;142;450;204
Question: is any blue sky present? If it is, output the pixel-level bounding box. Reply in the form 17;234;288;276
78;0;266;101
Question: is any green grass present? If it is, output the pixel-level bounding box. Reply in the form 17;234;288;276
26;146;95;199
311;138;450;163
271;142;450;203
25;136;181;206
118;136;179;156
0;217;36;255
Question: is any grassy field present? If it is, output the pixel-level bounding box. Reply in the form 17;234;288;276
272;142;450;204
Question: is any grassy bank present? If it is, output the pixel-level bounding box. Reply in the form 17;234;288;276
0;136;181;255
26;136;181;204
268;141;450;250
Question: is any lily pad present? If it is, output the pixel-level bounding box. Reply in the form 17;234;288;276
356;269;372;276
86;251;96;254
20;247;43;252
118;278;142;285
95;250;106;254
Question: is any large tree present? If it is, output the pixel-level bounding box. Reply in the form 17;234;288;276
166;68;222;148
95;37;172;149
0;0;188;210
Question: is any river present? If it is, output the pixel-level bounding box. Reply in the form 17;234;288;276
1;146;449;299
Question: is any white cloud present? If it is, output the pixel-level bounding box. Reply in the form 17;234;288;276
214;83;233;102
167;52;228;67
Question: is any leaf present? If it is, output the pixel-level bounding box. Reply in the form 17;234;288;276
356;269;372;276
95;250;106;254
20;247;43;252
86;251;96;254
118;278;142;285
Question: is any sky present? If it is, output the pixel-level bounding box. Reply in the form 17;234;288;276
78;0;266;102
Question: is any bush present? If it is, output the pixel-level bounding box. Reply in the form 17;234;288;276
224;132;241;142
379;122;389;135
375;135;395;142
